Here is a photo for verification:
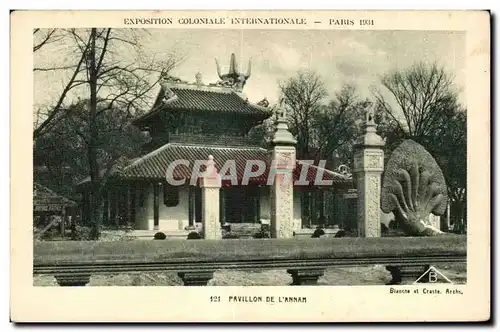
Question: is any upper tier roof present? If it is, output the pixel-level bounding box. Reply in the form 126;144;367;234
133;81;272;127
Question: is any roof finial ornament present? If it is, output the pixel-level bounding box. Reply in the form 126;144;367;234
195;72;203;85
214;53;252;92
159;72;184;84
257;97;270;108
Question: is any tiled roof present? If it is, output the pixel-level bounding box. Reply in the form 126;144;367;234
168;87;269;115
116;143;352;187
133;83;272;125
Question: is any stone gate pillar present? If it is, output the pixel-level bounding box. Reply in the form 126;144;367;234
200;155;222;240
353;109;385;237
270;109;297;238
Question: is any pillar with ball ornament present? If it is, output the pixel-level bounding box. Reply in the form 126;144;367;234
200;155;222;240
353;108;385;237
269;108;297;238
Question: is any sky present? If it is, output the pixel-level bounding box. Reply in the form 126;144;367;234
34;29;466;114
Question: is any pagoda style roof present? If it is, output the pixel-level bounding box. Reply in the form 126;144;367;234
133;81;272;127
114;143;352;187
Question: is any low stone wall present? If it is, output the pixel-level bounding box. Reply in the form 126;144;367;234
34;236;466;286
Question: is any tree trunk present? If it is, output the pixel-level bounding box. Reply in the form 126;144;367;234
88;28;102;240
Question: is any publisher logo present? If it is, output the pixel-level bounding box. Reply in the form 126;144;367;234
414;266;453;284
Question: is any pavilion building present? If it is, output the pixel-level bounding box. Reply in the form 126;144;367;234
78;54;354;237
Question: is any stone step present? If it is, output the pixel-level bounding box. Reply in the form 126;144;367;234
227;223;262;238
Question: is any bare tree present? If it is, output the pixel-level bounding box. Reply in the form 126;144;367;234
279;71;370;226
33;28;183;139
312;84;368;164
33;28;185;238
33;29;63;53
372;62;460;139
278;70;327;159
279;71;366;165
33;30;91;137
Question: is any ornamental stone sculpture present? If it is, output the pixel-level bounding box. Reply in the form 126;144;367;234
380;140;449;236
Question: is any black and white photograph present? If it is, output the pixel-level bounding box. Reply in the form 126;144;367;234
10;10;489;322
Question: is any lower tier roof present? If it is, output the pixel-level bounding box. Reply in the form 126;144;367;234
113;143;352;187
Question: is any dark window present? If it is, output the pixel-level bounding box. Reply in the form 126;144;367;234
163;185;179;207
223;187;259;223
195;186;202;223
138;187;145;207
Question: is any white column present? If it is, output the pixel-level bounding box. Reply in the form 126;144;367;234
353;109;385;237
269;108;297;238
200;155;222;240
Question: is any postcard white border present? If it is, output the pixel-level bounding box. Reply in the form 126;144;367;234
10;10;490;322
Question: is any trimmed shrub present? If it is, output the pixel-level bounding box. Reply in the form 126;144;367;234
311;228;326;238
154;232;167;240
187;231;201;240
253;231;270;239
334;230;346;238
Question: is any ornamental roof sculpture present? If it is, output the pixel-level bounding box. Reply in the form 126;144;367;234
257;97;270;108
337;165;352;179
159;73;184;104
195;72;203;85
215;53;252;92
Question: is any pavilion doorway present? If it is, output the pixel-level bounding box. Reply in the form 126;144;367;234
222;186;260;224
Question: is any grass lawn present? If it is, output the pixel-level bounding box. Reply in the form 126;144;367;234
33;263;466;286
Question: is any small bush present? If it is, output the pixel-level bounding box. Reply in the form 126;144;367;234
311;228;326;238
253;231;270;239
187;232;201;240
71;224;93;241
154;232;167;240
334;230;347;238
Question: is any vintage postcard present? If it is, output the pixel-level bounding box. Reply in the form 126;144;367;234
11;10;490;322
